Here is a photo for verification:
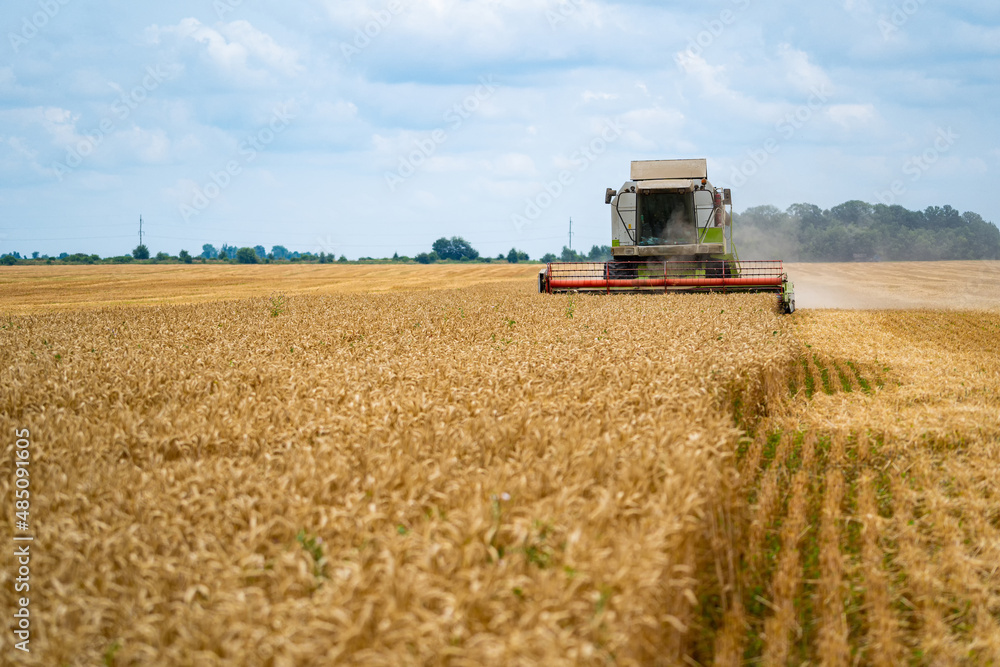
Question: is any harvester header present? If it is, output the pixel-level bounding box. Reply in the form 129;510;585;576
539;158;795;313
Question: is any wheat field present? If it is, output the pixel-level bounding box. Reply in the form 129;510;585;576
1;262;998;665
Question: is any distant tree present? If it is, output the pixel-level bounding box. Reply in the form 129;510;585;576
254;245;266;260
201;244;218;259
392;252;399;261
432;236;480;261
220;244;236;260
540;253;557;263
154;251;170;262
507;248;530;263
218;249;228;260
179;249;193;264
560;246;586;262
236;247;258;264
736;201;1000;261
1;254;16;266
432;238;451;259
64;253;95;264
587;245;612;261
59;252;69;259
415;252;435;264
31;251;39;259
271;245;290;260
337;255;348;263
132;244;150;260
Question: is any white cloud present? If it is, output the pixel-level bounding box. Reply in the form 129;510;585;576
121;127;171;163
2;136;54;177
777;44;834;96
582;91;618;103
10;107;83;150
674;52;727;95
150;18;300;84
164;178;201;207
315;101;359;122
220;21;302;75
827;104;876;128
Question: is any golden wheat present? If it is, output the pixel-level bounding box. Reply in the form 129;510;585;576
733;304;1000;665
0;282;795;665
3;263;999;665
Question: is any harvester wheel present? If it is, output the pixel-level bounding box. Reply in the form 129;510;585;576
779;294;795;314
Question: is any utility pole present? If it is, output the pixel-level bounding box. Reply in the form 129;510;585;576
568;217;573;250
138;215;143;247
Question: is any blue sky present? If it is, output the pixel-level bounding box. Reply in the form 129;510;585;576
1;0;998;259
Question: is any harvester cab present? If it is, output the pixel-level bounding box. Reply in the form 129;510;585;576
539;159;795;314
609;159;730;261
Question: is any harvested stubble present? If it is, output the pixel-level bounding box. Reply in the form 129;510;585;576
732;307;1000;665
0;285;794;665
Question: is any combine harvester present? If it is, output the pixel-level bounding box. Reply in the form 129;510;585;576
538;159;795;313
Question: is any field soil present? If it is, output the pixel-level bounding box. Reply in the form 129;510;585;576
787;260;1000;310
2;261;998;314
0;263;541;313
1;262;998;665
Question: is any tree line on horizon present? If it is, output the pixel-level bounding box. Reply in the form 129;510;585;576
0;237;611;266
734;201;1000;261
4;201;997;266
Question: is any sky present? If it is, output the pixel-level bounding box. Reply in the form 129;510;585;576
1;0;998;260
